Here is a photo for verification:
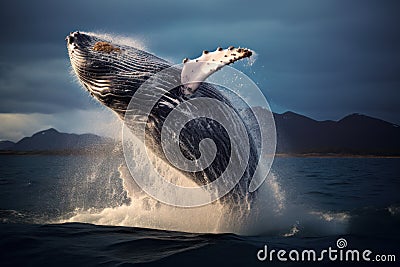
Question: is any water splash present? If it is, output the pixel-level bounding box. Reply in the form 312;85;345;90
61;150;349;235
64;163;227;233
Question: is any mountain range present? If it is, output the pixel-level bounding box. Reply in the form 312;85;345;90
0;111;399;155
273;111;399;155
0;128;115;154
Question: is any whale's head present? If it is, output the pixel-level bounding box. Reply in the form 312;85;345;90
66;31;171;115
67;31;254;118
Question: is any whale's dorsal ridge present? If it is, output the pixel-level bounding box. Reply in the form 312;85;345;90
180;46;253;95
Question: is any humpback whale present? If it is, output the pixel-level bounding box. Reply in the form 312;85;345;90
66;31;262;207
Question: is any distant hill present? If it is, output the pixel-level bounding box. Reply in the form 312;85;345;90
0;141;15;150
243;108;400;156
0;128;115;153
273;111;400;155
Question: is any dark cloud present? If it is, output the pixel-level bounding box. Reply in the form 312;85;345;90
0;0;399;139
0;59;94;113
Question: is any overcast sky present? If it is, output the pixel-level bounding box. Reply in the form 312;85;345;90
0;0;399;141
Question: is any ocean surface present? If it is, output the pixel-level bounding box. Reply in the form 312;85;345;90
0;154;399;266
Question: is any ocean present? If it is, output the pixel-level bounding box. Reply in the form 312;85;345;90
0;154;399;266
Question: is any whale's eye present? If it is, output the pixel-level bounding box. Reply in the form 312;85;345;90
93;41;121;53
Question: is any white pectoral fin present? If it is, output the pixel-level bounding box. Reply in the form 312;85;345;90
180;46;253;95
